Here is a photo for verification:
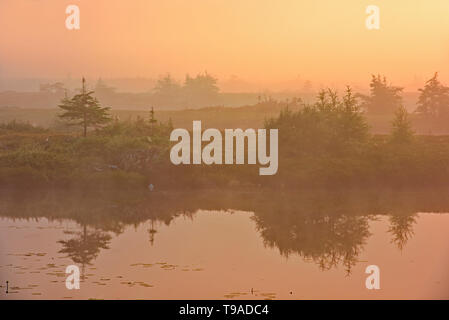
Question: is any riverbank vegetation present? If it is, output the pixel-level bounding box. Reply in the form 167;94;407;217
1;81;449;190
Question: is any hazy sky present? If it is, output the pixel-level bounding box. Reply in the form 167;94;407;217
1;0;448;90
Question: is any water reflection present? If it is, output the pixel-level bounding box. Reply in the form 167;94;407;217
388;212;417;251
58;225;111;278
253;214;371;275
0;188;448;274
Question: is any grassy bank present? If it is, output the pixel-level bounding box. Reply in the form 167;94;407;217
1;113;449;191
2;88;449;190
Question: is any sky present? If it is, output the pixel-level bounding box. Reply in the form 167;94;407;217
0;0;449;91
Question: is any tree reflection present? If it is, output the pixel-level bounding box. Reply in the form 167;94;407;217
253;211;371;274
1;188;448;275
58;223;111;277
388;212;417;251
147;219;158;246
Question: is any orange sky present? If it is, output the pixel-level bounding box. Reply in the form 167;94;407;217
1;0;448;90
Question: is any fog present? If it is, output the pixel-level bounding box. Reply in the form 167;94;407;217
1;0;449;89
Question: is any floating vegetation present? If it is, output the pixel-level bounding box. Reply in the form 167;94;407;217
119;280;154;288
161;264;177;271
259;292;277;300
7;252;47;257
224;291;249;299
46;271;66;277
130;263;154;268
138;282;153;288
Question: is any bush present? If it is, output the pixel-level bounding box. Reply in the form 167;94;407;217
0;120;48;134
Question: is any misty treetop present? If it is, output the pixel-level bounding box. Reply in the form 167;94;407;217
358;74;403;115
416;72;449;117
153;72;220;108
5;71;449;118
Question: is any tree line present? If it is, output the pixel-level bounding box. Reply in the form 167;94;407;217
359;72;449;117
2;75;449;190
26;72;449;115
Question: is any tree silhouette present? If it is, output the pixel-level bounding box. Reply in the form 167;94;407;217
94;78;116;100
359;75;403;114
58;78;111;137
390;105;414;144
152;73;183;107
149;106;157;131
154;74;182;97
40;82;66;96
183;72;219;107
416;72;449;117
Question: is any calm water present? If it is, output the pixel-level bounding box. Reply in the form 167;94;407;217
0;189;448;299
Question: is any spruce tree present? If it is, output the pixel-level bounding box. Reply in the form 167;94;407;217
390;105;414;144
58;78;111;137
416;72;449;117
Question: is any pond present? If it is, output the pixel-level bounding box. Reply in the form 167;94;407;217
0;189;448;299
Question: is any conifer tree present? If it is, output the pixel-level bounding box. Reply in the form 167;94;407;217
416;72;449;117
58;78;111;137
